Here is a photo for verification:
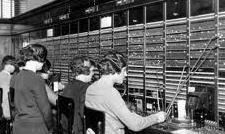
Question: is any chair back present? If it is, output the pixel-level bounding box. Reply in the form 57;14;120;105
84;106;105;134
0;88;2;101
8;87;15;120
56;95;74;134
0;88;2;117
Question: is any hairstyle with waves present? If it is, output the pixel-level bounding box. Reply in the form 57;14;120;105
39;59;51;73
19;44;47;63
70;55;96;77
99;51;127;75
1;55;16;67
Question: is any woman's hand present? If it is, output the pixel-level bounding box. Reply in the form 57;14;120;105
155;111;167;123
58;82;65;90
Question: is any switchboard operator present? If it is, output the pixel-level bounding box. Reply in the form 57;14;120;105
11;44;53;134
85;51;167;134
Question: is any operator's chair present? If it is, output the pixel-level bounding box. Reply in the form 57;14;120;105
84;106;105;134
0;88;2;117
0;87;5;134
8;87;15;120
56;95;74;134
7;87;16;134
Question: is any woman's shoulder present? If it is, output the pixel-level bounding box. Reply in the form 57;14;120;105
22;70;44;83
0;71;7;80
66;79;89;90
111;87;122;97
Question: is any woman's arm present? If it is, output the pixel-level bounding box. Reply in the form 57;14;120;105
45;84;58;106
107;88;165;131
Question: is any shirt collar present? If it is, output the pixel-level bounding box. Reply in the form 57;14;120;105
2;70;10;76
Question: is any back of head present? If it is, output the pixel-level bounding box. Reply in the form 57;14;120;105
99;51;127;75
19;44;47;63
2;55;16;68
70;55;96;77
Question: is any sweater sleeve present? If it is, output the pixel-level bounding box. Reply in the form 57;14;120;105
32;78;53;129
45;84;58;106
107;88;159;132
1;84;10;118
0;74;11;118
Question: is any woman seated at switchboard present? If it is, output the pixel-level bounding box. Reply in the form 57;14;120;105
85;51;167;134
62;55;97;134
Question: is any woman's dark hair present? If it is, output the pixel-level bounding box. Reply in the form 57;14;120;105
2;55;16;67
13;60;25;73
70;55;96;77
99;51;127;75
19;44;47;63
39;59;51;73
17;61;25;68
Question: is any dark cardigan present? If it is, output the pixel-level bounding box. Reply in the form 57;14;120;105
62;79;89;134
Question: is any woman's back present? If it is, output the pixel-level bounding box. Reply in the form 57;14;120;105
12;70;46;121
11;70;53;134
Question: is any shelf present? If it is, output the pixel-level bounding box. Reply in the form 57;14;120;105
128;35;144;38
146;33;163;37
128;78;144;82
128;57;143;60
128;65;144;68
128;85;144;89
145;83;163;88
127;74;143;78
145;70;163;74
166;31;187;35
128;24;144;30
146;42;163;44
128;70;144;73
129;42;144;45
190;28;215;33
128;93;144;97
166;40;187;43
114;36;127;39
189;80;214;84
128;49;144;52
190;38;216;42
145;50;164;52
